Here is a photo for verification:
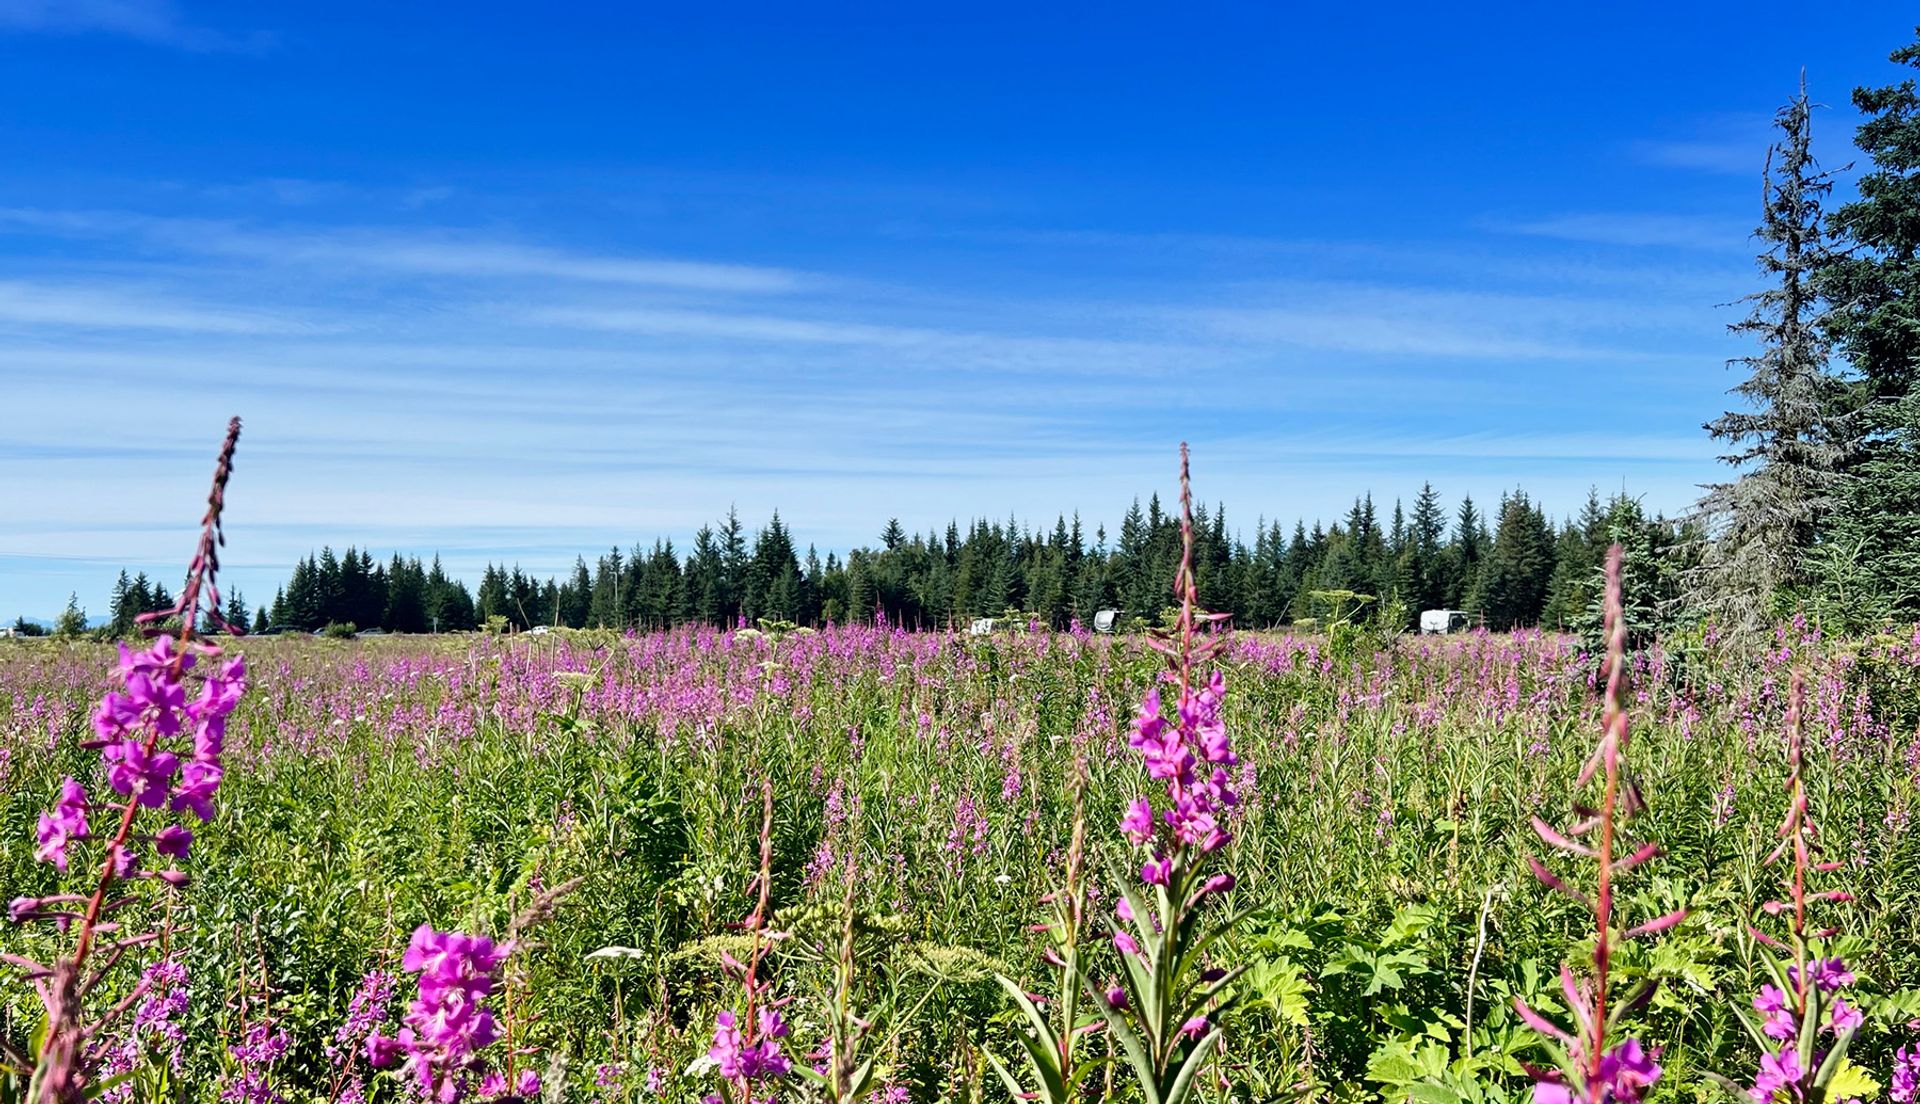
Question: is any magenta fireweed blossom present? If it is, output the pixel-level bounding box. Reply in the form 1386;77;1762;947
1754;985;1794;1040
101;739;180;809
325;969;397;1104
1119;797;1154;844
709;1007;791;1081
97;957;191;1103
1788;958;1856;993
368;924;510;1101
1140;855;1172;886
476;1069;541;1099
1828;998;1863;1035
1750;1048;1801;1104
153;824;192;859
1092;446;1247;1104
169;762;222;822
34;778;91;871
1531;1040;1662;1104
1121;670;1237;863
220;1020;290;1104
80;634;246;860
6;418;247;1101
1892;1046;1920;1104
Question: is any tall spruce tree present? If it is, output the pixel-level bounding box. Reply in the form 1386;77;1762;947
1690;77;1844;634
1408;483;1448;613
1481;491;1554;630
108;570;134;637
1814;31;1920;624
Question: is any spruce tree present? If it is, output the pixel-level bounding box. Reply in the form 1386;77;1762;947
385;555;429;632
1481;491;1554;630
1447;496;1486;613
54;593;87;638
1814;31;1920;624
106;570;130;637
222;589;249;633
1690;76;1844;633
1408;484;1447;613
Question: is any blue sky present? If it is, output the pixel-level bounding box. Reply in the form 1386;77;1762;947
1;1;1914;620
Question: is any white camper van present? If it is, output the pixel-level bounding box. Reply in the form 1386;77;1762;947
1419;609;1470;635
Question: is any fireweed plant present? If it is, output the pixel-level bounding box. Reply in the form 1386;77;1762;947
5;418;248;1104
323;968;397;1104
707;783;793;1104
1517;545;1687;1104
1088;444;1247;1104
364;877;581;1102
984;761;1095;1104
1705;674;1874;1104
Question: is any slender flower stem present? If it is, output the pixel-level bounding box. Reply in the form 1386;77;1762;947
1588;543;1628;1084
33;418;241;1104
1785;673;1809;1021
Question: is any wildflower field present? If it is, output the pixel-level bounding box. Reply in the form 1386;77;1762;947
7;604;1920;1101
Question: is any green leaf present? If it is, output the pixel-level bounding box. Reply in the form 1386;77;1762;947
1408;1084;1465;1104
1383;904;1440;947
1080;973;1162;1104
1163;1028;1222;1104
1825;1059;1881;1102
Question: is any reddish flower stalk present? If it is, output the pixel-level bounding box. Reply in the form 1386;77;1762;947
23;417;243;1104
1765;674;1820;1007
1092;444;1243;1104
1710;671;1866;1104
710;782;790;1104
1518;544;1681;1104
1588;542;1629;1083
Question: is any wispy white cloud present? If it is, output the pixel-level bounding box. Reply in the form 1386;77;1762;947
521;305;914;345
0;208;809;293
1492;211;1748;251
0;280;307;333
1624;111;1776;176
200;178;349;206
1194;306;1605;361
1629;137;1763;176
0;0;265;51
259;233;809;293
1176;279;1716;364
